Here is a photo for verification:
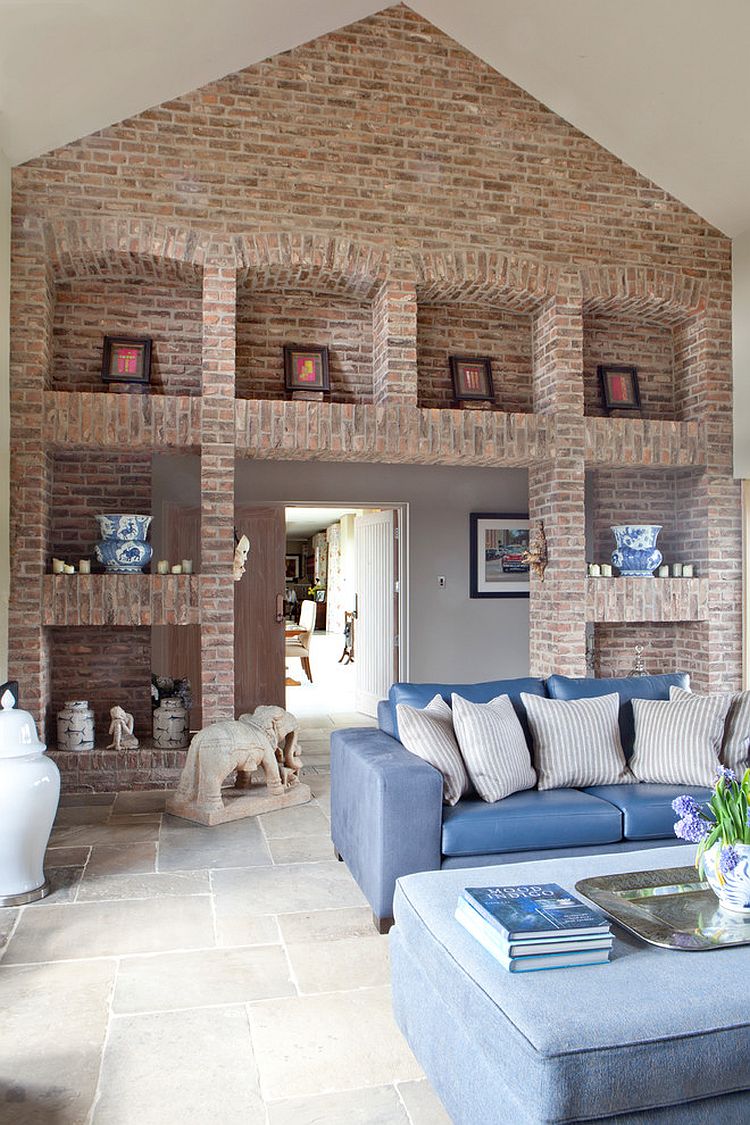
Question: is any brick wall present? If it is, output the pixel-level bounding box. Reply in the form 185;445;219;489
50;450;152;565
417;303;532;411
236;288;373;402
594;622;710;691
51;278;203;396
583;315;675;420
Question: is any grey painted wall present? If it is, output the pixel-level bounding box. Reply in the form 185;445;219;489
152;455;530;684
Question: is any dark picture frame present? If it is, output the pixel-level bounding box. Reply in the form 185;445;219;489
598;364;641;412
285;554;301;581
450;355;494;402
284;345;330;393
101;335;152;385
470;512;530;599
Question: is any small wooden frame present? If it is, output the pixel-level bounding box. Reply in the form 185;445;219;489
598;365;641;412
284;345;330;393
450;355;494;403
101;335;152;385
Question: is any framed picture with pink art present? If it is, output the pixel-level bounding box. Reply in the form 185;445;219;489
101;335;152;385
470;512;530;598
284;345;330;393
450;355;494;403
598;364;641;411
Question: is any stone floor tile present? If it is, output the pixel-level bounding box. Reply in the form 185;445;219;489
298;727;334;741
286;935;389;994
0;959;115;1123
106;812;163;826
306;775;330;797
248;986;422;1100
93;1007;265;1125
45;845;91;868
49;821;160;848
112;790;168;814
54;804;112;826
212;861;367;917
214;910;280;949
277;906;374;944
259;803;329;838
0;908;19;956
332;714;378;727
297;716;335;729
3;895;214;963
313;792;331;817
114;945;294;1014
396;1080;452;1124
28;865;83;906
77;869;209;902
58;792;116;807
158;814;272;872
268;835;333;865
267;1084;409;1125
86;841;157;877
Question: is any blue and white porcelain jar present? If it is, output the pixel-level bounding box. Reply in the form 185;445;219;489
611;524;662;577
94;514;153;573
702;842;750;915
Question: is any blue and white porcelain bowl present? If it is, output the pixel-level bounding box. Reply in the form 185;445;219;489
611;524;662;577
702;842;750;915
95;513;153;573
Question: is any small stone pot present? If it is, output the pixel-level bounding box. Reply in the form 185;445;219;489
153;698;189;750
57;699;95;752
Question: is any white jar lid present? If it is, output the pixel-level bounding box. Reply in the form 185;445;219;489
0;689;47;758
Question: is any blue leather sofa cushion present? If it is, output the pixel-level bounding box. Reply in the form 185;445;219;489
585;783;712;841
547;672;690;758
441;788;622;857
388;677;547;744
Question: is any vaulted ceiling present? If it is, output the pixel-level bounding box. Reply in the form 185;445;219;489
2;0;748;235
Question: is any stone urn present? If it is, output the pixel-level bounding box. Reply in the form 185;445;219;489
153;697;189;749
0;688;60;906
94;513;153;573
611;524;663;577
57;699;95;752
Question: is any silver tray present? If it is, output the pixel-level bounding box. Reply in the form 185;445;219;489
575;865;750;951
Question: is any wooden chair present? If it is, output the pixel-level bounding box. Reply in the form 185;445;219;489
285;599;316;682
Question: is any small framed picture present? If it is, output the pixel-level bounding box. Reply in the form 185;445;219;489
598;365;641;412
284;345;330;393
101;335;152;385
285;554;301;581
450;355;494;403
470;513;530;599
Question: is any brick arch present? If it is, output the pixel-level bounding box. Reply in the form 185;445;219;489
411;249;558;311
43;218;209;283
233;233;388;299
579;265;709;325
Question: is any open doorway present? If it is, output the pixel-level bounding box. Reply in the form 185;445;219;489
283;503;407;721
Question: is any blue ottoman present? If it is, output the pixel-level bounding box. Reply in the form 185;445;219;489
391;846;750;1124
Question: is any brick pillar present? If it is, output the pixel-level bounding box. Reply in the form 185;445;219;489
532;275;584;415
200;264;236;721
528;449;587;678
372;257;418;405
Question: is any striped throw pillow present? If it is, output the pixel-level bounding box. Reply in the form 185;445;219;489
521;691;633;791
451;693;536;803
396;695;469;806
630;694;732;786
670;686;750;774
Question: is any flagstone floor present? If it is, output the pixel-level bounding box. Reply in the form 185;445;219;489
0;716;451;1125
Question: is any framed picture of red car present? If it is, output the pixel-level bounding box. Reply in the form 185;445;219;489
101;335;152;385
470;513;530;598
450;355;494;403
284;345;330;393
598;364;641;412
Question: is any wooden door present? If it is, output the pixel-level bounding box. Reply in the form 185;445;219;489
354;509;398;716
234;506;286;715
152;504;202;728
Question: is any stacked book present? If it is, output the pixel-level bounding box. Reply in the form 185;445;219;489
455;882;613;973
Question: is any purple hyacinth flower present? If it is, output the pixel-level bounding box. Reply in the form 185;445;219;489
672;795;701;818
674;814;710;843
719;846;740;875
715;767;737;785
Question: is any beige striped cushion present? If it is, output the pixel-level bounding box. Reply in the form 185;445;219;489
630;694;731;786
670;686;750;774
451;693;536;803
521;691;633;791
396;695;469;806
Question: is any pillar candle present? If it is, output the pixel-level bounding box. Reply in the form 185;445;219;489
671;563;683;577
171;564;183;575
682;563;694;577
79;559;91;574
64;564;75;574
52;558;65;574
157;560;170;575
588;564;601;577
181;559;193;574
600;564;612;577
658;565;669;578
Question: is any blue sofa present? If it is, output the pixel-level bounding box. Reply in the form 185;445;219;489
330;672;711;931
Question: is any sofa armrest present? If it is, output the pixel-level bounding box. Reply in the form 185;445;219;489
330;727;443;927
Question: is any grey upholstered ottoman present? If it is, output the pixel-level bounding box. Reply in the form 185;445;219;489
391;845;750;1124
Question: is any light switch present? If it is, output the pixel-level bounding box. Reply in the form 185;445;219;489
438;576;446;588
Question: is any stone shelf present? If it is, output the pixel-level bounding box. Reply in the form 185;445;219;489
43;390;203;450
42;574;202;626
585;576;709;623
584;417;706;468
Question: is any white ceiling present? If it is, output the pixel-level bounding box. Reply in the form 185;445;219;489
2;0;749;235
285;506;361;538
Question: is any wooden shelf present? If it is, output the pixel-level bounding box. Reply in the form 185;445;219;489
585;576;709;623
42;574;202;626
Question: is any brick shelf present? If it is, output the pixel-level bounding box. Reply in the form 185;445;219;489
585;577;709;623
49;745;189;792
42;574;201;626
43;391;203;449
584;418;706;468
